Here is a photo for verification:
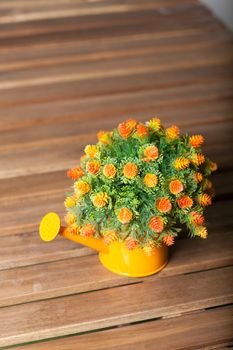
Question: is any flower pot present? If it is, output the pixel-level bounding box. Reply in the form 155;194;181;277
99;241;168;277
40;212;168;277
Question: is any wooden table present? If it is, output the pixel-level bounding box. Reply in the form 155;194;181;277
0;0;233;348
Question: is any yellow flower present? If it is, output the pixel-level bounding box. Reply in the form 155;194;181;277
143;173;158;188
84;145;98;158
166;125;180;140
92;192;109;208
97;131;111;144
64;196;76;208
64;212;76;225
147;118;161;132
74;181;90;195
173;157;190;170
195;226;208;239
198;193;212;206
143;242;156;256
191;153;205;166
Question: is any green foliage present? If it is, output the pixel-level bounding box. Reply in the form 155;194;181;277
65;119;216;247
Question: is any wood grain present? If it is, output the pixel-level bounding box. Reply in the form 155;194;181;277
0;266;232;347
0;231;232;307
0;0;232;348
8;306;233;350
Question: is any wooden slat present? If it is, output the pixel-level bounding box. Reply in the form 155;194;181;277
0;27;231;68
0;11;219;51
1;80;232;130
0;266;232;347
0;0;232;348
7;306;233;350
0;231;232;307
0;232;94;271
1;51;232;92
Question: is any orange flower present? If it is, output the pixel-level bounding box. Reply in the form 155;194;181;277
126;119;137;129
84;145;98;158
103;164;117;178
74;180;90;195
163;235;175;246
195;226;208;239
64;196;76;208
67;167;84;180
173;157;190;170
97;130;111;144
125;237;138;250
67;223;79;235
143;145;159;162
80;223;95;237
64;212;76;225
198;193;212;206
117;208;133;224
143;173;158;188
92;192;109;208
118;121;133;138
103;230;118;245
195;172;203;183
123;163;138;179
190;211;204;226
177;195;193;209
202;179;212;191
209;161;218;172
149;216;164;233
136;124;149;137
156;197;172;213
143;242;156;256
166;125;179;140
191;153;205;166
86;160;101;174
169;179;184;194
190;134;204;148
147;118;161;132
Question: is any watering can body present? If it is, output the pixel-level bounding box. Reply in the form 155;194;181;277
39;212;168;277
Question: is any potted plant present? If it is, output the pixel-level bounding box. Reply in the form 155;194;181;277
40;118;217;277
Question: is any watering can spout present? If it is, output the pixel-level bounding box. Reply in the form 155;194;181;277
39;212;109;254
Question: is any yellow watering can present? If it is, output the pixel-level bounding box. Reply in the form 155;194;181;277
39;212;168;277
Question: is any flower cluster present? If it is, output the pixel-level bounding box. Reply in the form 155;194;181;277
64;118;217;255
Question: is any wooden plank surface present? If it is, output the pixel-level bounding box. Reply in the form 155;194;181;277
0;0;232;348
0;230;232;307
8;306;233;350
0;266;233;347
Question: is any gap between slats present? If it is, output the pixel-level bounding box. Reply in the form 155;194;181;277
0;266;232;347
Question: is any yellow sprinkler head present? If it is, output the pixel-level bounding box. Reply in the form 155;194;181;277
39;212;61;242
